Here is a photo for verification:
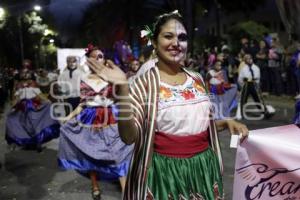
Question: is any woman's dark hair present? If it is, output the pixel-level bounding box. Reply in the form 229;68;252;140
152;11;187;42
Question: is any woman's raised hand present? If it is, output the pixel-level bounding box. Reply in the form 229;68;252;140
86;58;127;84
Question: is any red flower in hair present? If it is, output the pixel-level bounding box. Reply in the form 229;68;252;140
128;54;136;62
85;43;94;53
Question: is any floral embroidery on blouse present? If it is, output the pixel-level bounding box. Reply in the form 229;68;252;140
159;77;207;104
159;86;173;99
193;81;206;93
181;89;195;100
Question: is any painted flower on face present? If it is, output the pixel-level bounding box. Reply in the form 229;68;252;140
181;89;195;100
160;86;173;99
193;81;205;93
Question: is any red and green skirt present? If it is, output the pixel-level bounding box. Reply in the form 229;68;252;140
146;131;224;200
147;149;223;200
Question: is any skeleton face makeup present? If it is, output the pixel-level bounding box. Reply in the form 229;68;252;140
154;19;188;66
89;49;105;64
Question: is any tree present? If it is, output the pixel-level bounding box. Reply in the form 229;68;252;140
276;0;300;40
229;21;269;40
0;0;55;68
228;21;270;53
197;0;267;45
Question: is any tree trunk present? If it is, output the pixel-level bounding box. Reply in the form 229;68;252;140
276;0;300;39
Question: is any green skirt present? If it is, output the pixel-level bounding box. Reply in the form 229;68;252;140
147;148;224;200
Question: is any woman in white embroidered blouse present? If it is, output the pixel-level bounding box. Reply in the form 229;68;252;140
58;45;133;200
87;11;248;200
6;68;60;152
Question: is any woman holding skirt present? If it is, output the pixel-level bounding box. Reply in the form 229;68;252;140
5;68;60;152
58;45;133;200
206;60;238;119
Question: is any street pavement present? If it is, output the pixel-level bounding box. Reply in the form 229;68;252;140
0;95;296;200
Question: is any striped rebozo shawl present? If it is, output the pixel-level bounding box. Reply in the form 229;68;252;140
123;66;223;200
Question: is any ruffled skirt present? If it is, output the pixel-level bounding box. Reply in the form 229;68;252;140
210;84;238;119
147;148;224;200
58;107;133;180
5;99;60;146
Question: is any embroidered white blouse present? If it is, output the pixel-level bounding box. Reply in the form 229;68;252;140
15;87;41;100
156;76;211;136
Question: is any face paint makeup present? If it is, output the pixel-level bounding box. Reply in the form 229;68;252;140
155;19;188;66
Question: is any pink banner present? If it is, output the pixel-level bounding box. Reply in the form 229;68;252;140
233;124;300;200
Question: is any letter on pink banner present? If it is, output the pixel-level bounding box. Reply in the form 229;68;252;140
233;124;300;200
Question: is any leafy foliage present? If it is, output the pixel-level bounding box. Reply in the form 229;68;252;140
228;21;270;41
228;20;269;53
0;0;56;67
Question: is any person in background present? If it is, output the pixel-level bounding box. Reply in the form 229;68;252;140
57;56;83;116
222;47;239;83
268;38;283;96
238;54;271;119
5;68;60;152
207;60;238;119
0;69;7;110
263;32;272;49
207;47;217;69
293;99;300;124
290;42;300;99
126;57;141;82
1;67;10;108
36;69;50;94
135;49;158;77
237;49;247;74
256;40;269;96
240;37;251;55
48;68;59;83
7;68;16;101
249;39;259;60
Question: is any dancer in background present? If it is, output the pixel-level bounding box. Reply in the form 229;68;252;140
58;44;133;200
5;68;60;152
87;11;248;200
36;68;50;94
126;57;141;82
207;60;238;119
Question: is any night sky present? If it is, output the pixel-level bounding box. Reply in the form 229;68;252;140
48;0;96;31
